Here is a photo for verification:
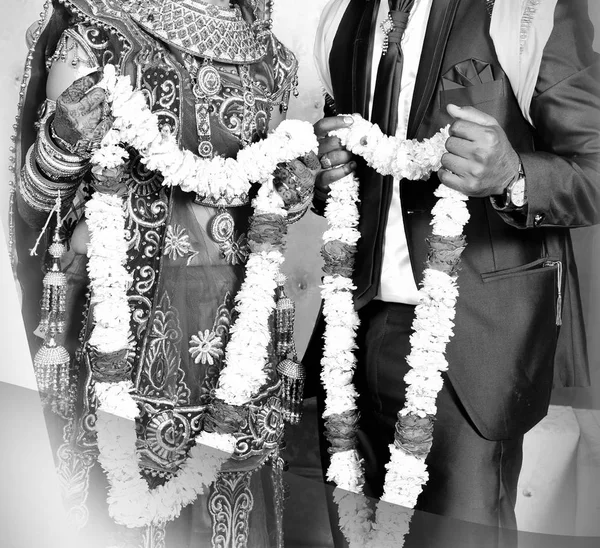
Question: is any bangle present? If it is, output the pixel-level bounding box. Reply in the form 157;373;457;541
19;146;79;212
286;193;312;224
35;115;89;180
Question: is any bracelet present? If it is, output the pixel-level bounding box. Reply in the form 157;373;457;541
286;192;313;224
36;115;89;180
19;146;79;212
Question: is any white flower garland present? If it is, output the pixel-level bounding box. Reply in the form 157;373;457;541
95;381;236;527
94;65;316;203
84;64;317;528
322;115;469;546
85;193;132;353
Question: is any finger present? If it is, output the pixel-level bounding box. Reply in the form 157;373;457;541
318;136;343;155
440;152;471;179
287;159;313;185
448;119;486;142
314;115;354;138
91;115;114;141
318;161;356;187
301;151;321;170
437;167;465;192
445;135;475;160
73;107;109;141
61;70;104;103
79;87;108;114
447;104;498;127
320;149;353;168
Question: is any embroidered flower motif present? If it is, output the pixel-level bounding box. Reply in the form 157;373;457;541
189;329;224;366
220;232;249;265
164;224;197;263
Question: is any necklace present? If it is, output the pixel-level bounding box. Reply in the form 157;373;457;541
125;0;266;63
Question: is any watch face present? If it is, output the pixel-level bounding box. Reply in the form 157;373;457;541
510;177;526;207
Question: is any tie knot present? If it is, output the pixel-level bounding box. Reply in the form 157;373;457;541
387;11;410;44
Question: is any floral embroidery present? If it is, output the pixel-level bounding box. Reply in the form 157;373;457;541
221;231;249;265
189;329;224;366
163;224;198;264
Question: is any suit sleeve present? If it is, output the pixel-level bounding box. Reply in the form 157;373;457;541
499;0;600;229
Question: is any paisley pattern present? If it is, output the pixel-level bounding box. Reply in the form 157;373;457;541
209;472;255;548
137;292;190;404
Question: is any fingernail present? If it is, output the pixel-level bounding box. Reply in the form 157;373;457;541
350;161;357;170
450;104;461;110
344;116;354;125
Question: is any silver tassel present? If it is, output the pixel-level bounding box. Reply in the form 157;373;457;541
32;192;71;415
274;273;305;425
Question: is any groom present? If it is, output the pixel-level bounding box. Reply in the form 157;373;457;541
305;0;600;537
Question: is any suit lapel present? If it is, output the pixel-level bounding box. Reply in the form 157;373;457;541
352;0;381;117
407;0;461;137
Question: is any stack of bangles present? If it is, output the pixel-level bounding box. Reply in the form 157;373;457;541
19;113;88;213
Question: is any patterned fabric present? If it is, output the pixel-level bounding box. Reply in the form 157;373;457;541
14;0;298;545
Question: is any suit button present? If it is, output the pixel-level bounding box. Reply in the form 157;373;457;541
534;213;544;226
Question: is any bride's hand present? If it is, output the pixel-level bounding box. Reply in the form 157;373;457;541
52;71;113;158
273;152;320;208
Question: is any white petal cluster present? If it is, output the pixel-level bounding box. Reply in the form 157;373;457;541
381;446;429;508
323;174;361;245
94;381;234;528
86;64;322;529
86;193;132;353
431;185;470;238
370;500;414;548
321;117;470;547
333;487;374;548
95;63;317;200
331;115;449;181
320;177;362;416
327;450;365;493
214;249;285;405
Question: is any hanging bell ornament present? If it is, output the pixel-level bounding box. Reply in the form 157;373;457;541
276;358;306;425
37;234;67;336
32;192;71;415
274;273;294;359
33;332;71;414
274;273;306;424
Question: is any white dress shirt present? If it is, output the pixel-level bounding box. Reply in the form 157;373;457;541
314;0;433;305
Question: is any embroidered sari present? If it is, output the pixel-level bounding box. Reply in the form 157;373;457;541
12;1;298;546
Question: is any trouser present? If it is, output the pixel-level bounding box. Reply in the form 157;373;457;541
319;300;524;547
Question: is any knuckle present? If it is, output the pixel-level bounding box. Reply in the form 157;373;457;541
471;164;485;179
473;149;487;164
440;152;452;168
451;121;463;135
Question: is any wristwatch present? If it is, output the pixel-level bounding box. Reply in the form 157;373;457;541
493;159;527;210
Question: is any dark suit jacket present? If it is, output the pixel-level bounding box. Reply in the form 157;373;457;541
304;0;600;440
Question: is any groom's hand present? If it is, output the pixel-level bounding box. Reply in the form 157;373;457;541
313;116;357;201
439;104;520;197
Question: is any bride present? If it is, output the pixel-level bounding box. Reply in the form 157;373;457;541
12;0;316;546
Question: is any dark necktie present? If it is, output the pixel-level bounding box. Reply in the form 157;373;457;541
352;0;416;308
370;0;416;135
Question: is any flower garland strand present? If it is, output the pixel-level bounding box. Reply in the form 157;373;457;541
85;191;237;527
95;381;237;527
94;65;317;405
321;114;469;547
83;64;317;528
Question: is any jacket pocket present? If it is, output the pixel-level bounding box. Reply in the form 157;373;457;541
481;258;563;326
